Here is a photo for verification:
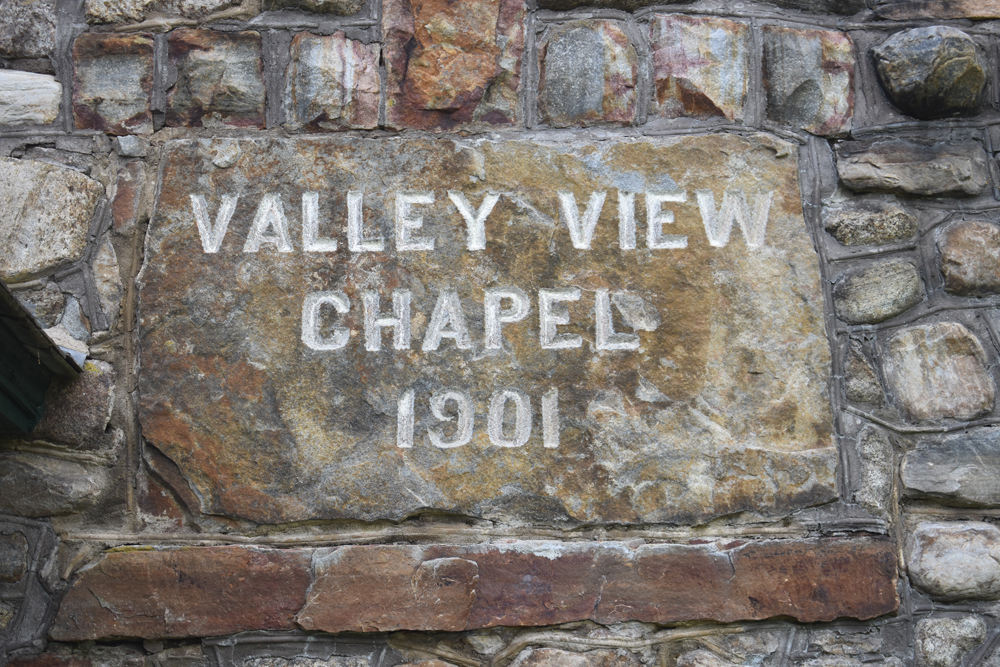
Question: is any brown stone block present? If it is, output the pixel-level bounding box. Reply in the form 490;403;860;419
72;33;154;135
49;546;311;640
166;29;265;129
383;0;526;131
111;161;145;234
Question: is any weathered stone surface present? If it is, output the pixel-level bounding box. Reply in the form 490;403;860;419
383;0;525;131
73;33;154;135
263;0;363;12
50;546;312;641
762;27;854;136
538;20;636;127
873;27;986;120
811;629;882;655
0;0;56;58
0;158;104;282
902;429;1000;506
823;200;918;246
833;260;923;324
111;161;145;234
649;15;748;122
12;280;65;328
85;0;240;23
677;650;740;667
115;135;148;158
0;70;61;126
140;134;835;526
883;322;994;422
876;0;1000;19
284;32;379;131
27;361;115;451
166;29;265;129
915;617;986;667
853;426;892;516
0;532;29;583
837;140;989;197
92;235;122;323
53;537;896;639
8;656;93;667
939;221;1000;297
511;649;639;667
907;522;1000;601
0;451;106;517
844;341;882;405
537;0;864;11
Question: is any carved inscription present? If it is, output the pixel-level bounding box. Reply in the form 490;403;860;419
140;134;836;525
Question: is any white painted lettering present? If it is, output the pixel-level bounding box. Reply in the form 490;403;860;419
595;289;640;350
422;290;472;351
542;388;559;449
301;291;350;351
558;191;607;250
396;192;435;251
484;287;530;350
696;189;773;249
427;390;475;448
364;290;411;351
618;192;636;250
646;192;688;250
397;388;415;448
190;194;238;253
448;191;499;251
244;193;294;253
488;389;531;447
539;288;582;350
347;191;384;252
302;192;337;252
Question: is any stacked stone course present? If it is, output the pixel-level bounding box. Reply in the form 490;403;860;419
3;1;1000;667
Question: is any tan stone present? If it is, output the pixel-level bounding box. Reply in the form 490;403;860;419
0;70;61;126
139;133;834;525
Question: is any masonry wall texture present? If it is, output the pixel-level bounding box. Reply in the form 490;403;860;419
2;2;1000;667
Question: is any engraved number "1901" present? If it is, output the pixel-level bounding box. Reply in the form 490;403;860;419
397;388;560;449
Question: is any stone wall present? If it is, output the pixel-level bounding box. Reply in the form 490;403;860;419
2;0;1000;667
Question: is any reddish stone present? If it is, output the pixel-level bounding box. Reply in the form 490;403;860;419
111;161;145;234
49;546;311;640
73;33;154;135
166;29;265;129
383;0;526;131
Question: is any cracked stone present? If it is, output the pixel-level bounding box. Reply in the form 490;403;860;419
832;259;924;324
92;235;122;326
73;33;154;135
837;140;989;197
873;27;986;120
844;341;883;406
538;20;637;127
883;322;994;422
649;15;749;122
907;522;1000;601
939;221;1000;297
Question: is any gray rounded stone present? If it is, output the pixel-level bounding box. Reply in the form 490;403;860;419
907;522;1000;601
872;26;987;119
833;259;924;324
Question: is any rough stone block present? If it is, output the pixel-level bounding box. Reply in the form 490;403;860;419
0;0;56;58
383;0;525;131
762;27;854;136
907;522;1000;601
0;70;61;126
876;1;1000;22
284;32;379;131
92;234;122;324
72;33;153;135
844;341;883;405
111;161;146;234
823;200;918;246
115;135;148;158
837;140;989;197
538;20;637;127
49;546;312;641
0;157;104;282
915;617;987;667
832;259;923;324
12;280;65;328
853;426;892;516
166;29;265;129
511;649;640;667
873;27;986;120
8;655;91;667
883;322;994;422
939;221;1000;297
0;532;29;583
85;0;240;23
52;538;897;639
649;15;749;122
0;451;107;517
27;360;115;451
902;429;1000;506
537;0;864;11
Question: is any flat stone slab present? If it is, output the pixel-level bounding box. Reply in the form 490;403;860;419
139;134;834;525
51;538;898;640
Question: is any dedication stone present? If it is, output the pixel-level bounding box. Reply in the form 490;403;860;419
139;134;836;525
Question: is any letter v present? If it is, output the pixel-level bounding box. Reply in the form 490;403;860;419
190;194;238;253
